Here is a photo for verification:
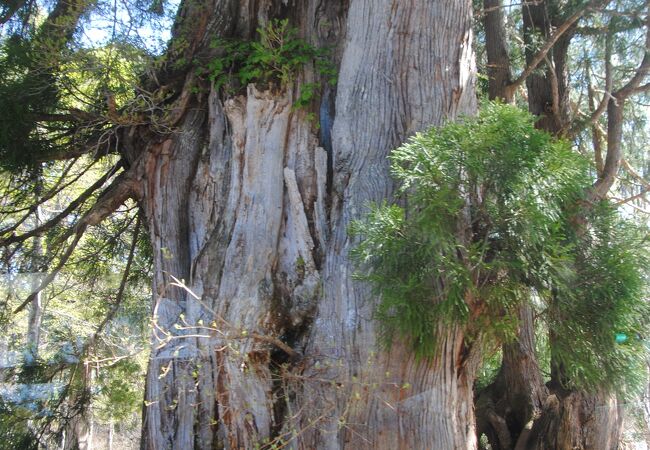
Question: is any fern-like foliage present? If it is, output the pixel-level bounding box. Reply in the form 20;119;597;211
351;102;649;395
205;19;336;111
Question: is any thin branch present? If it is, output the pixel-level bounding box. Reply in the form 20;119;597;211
0;162;122;245
88;214;141;345
573;31;614;160
33;108;100;123
614;11;650;100
591;8;650;199
505;0;606;98
622;158;650;188
613;188;649;205
582;29;614;134
546;54;561;119
0;159;84;238
13;230;84;314
12;168;138;313
1;159;80;215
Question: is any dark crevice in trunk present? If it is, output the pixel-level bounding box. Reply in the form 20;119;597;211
320;87;335;200
269;360;289;443
268;319;309;444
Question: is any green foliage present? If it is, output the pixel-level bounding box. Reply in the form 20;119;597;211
475;348;503;392
0;35;60;169
205;19;336;108
94;358;146;423
0;33;150;170
352;102;587;357
352;102;649;392
550;203;650;395
0;398;38;450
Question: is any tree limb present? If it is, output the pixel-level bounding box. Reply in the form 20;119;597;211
613;188;649;205
0;162;122;245
584;29;613;133
622;158;650;188
13;229;84;314
591;9;650;200
505;0;606;98
12;168;139;314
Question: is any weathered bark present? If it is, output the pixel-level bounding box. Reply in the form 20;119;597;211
132;1;477;449
298;1;477;447
476;305;548;450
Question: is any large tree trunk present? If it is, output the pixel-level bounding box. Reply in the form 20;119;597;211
475;305;549;450
132;1;477;448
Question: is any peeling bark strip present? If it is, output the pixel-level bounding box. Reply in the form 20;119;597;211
137;1;477;449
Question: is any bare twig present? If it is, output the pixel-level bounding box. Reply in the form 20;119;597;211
167;274;299;358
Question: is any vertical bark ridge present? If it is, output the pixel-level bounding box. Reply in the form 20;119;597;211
138;0;480;448
141;107;209;450
142;81;329;448
300;1;477;448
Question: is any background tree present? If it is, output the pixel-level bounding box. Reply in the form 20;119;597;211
474;0;650;448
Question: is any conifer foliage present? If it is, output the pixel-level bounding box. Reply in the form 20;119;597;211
352;103;649;394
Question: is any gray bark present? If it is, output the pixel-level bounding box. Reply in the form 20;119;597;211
134;1;477;449
299;1;477;448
